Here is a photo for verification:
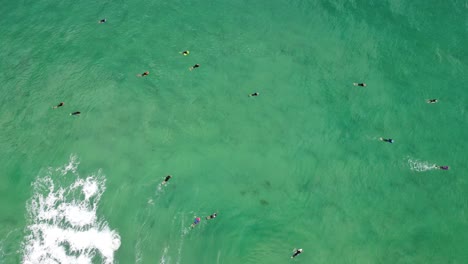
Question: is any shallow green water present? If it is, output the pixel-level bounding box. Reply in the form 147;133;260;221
0;0;467;263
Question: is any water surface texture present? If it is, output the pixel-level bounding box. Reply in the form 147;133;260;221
0;0;467;263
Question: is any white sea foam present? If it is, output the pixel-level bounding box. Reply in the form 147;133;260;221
159;246;169;264
408;158;437;172
22;155;121;264
176;216;186;264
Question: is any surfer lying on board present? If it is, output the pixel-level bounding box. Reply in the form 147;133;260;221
70;111;81;116
427;99;438;104
99;18;107;23
137;71;149;77
206;213;217;220
181;50;190;56
437;165;449;170
189;64;200;71
353;83;367;87
162;175;172;185
291;248;303;258
249;92;259;97
53;102;64;109
191;217;201;228
380;138;394;143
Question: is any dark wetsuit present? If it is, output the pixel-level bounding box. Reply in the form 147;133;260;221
193;64;200;69
207;213;217;219
71;111;81;115
164;175;172;182
250;92;259;97
291;249;302;258
357;83;366;87
383;138;394;143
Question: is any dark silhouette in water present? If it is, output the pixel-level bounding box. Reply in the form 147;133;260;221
380;137;394;143
206;213;217;220
189;64;200;71
249;92;259;97
53;102;64;109
437;165;449;170
162;175;172;185
427;99;438;104
70;111;81;116
353;83;367;87
291;249;303;258
137;71;149;77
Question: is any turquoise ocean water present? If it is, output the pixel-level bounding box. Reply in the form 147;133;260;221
1;0;467;263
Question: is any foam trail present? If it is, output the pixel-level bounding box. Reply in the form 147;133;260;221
408;158;437;172
135;239;143;264
22;155;121;264
176;216;186;264
159;246;170;264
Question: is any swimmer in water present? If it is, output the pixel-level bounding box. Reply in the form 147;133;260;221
99;18;107;23
249;92;259;97
137;71;149;77
206;213;217;220
70;111;81;116
162;175;172;185
380;138;394;143
181;50;190;56
427;99;438;104
191;217;201;228
291;248;303;258
437;165;449;170
189;64;200;71
53;102;64;109
353;83;367;87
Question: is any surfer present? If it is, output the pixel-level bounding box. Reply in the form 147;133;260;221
353;83;367;87
206;213;217;220
191;217;201;228
137;71;149;77
249;92;259;97
380;138;394;143
291;248;303;258
427;99;438;104
99;18;107;23
162;175;172;185
70;111;81;116
53;102;64;109
181;50;190;56
437;165;449;170
189;64;200;71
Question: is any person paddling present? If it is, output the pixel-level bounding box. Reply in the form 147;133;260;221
189;64;200;71
53;102;64;109
206;213;217;220
137;71;149;77
291;248;303;258
191;217;201;228
380;138;394;143
162;175;172;185
353;83;367;87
